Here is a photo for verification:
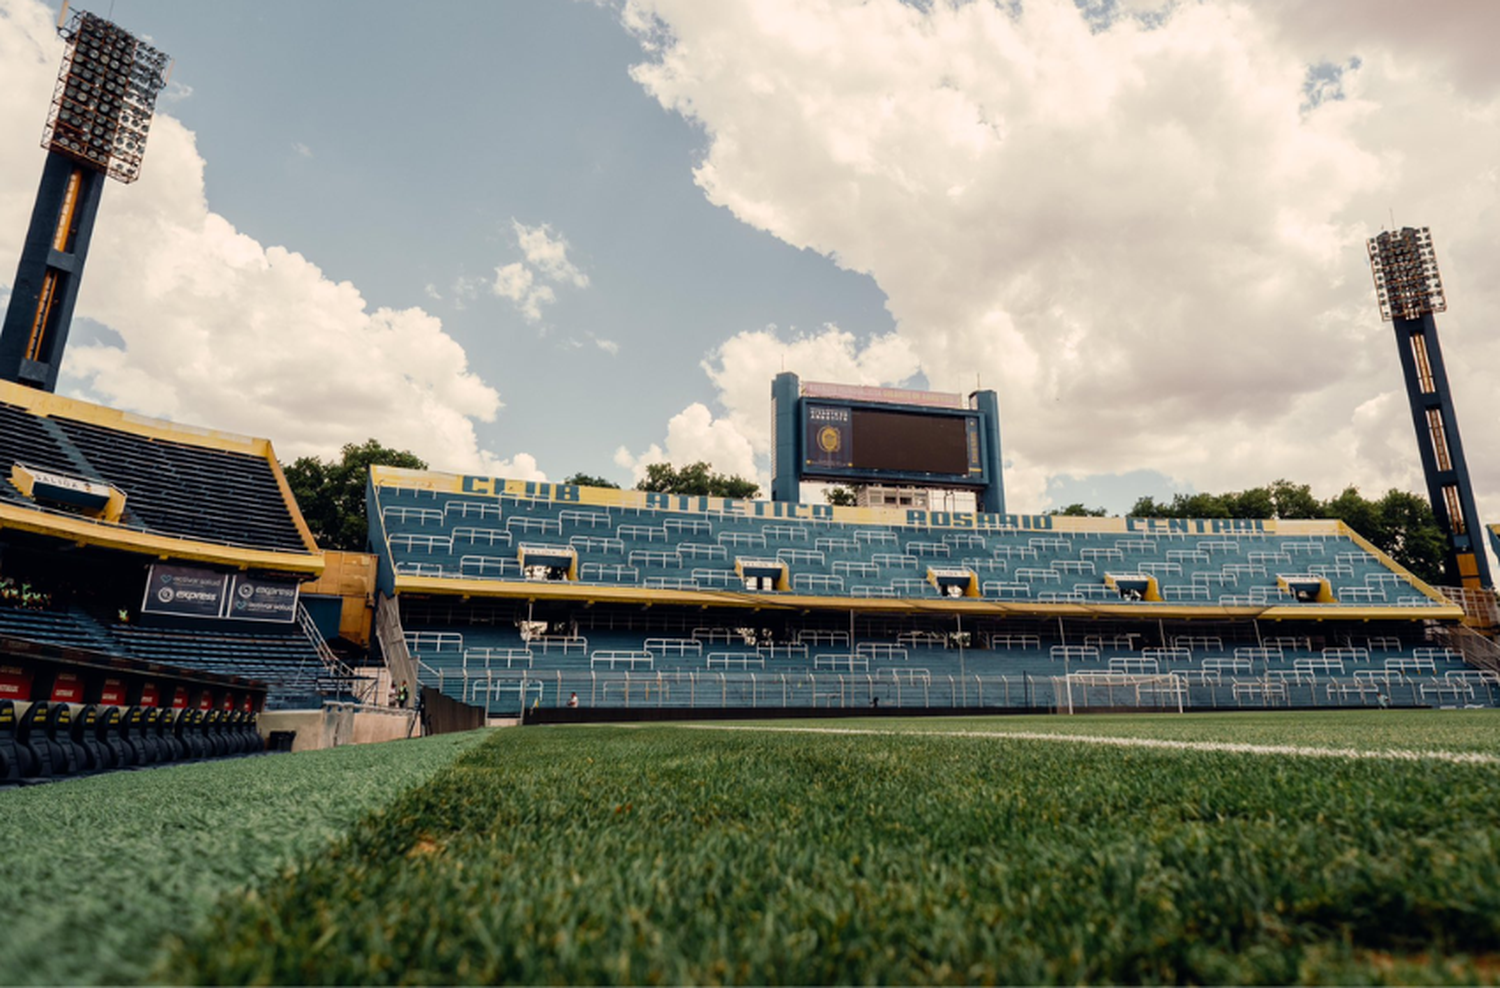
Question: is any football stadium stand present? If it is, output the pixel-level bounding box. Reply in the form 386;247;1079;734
368;466;1500;717
0;380;355;713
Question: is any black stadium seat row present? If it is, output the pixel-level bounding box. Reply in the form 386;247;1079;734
52;417;307;551
0;698;266;784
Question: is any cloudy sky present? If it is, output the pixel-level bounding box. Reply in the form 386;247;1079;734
0;0;1497;520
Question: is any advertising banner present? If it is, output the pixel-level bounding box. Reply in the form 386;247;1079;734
50;672;84;702
225;574;300;624
141;565;229;619
0;665;33;701
100;678;127;706
141;565;299;624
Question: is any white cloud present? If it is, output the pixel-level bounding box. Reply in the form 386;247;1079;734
623;0;1500;515
489;221;586;323
158;79;193;104
491;261;533;299
0;0;537;478
616;324;919;495
291;141;313;159
614;402;762;490
448;273;486;311
513;220;590;288
592;335;620;355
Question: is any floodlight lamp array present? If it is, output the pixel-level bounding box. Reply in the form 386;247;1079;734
40;9;170;184
1367;226;1446;322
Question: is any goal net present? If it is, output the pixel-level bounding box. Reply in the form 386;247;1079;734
1055;671;1187;714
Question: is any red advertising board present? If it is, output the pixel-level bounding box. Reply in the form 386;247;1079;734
139;682;160;707
50;672;84;703
99;678;127;706
171;686;189;709
0;665;33;701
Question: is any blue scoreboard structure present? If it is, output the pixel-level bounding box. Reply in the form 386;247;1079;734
771;372;1006;514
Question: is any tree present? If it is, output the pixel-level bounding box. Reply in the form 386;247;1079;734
1129;495;1170;518
1050;503;1108;517
1322;485;1379;543
824;486;858;507
1122;479;1447;582
284;439;427;551
635;461;760;499
1269;479;1321;519
562;473;620;490
1221;486;1274;520
1372;489;1447;585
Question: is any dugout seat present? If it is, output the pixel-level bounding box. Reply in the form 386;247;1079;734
211;710;235;756
44;703;85;776
70;704;107;773
74;704;113;771
201;710;224;757
226;711;252;754
15;701;57;778
163;709;190;761
121;706;155;765
179;709;209;760
147;707;183;762
97;706;131;768
167;708;197;759
0;699;21;783
244;711;264;753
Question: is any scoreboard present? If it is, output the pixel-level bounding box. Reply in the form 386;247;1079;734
773;374;1005;513
803;403;982;479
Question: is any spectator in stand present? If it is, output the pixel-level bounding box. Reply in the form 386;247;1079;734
567;692;579;708
397;681;410;707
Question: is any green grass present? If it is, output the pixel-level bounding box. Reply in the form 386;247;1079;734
157;713;1500;985
0;731;484;986
711;708;1500;753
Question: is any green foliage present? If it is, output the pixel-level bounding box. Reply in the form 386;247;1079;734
1269;479;1322;519
823;485;858;507
1049;502;1109;517
635;461;760;499
561;472;620;490
1323;488;1447;584
162;714;1500;985
284;439;426;551
1127;479;1447;583
0;731;482;986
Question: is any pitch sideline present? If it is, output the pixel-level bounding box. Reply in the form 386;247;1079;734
676;723;1500;767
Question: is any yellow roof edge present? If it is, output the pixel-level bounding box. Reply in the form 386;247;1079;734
391;576;1458;621
0;379;268;458
0;502;324;576
265;451;319;552
1332;520;1454;606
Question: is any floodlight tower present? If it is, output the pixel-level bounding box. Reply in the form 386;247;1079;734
1366;227;1491;591
0;7;169;392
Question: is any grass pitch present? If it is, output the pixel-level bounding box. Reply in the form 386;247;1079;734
150;711;1500;985
0;731;483;986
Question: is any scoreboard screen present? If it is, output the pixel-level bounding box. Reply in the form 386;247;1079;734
850;408;969;475
802;401;983;483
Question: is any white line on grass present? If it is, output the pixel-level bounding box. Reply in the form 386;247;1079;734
682;724;1500;766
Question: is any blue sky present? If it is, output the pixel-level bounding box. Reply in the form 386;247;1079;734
1;0;1498;520
74;0;898;482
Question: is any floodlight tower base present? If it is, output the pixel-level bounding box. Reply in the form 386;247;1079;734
0;151;105;392
1391;311;1490;590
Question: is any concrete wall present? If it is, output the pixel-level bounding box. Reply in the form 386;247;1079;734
259;703;416;752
